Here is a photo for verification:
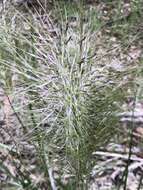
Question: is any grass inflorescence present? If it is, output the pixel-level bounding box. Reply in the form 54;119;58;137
0;0;139;189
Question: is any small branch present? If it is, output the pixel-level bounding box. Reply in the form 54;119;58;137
93;151;143;163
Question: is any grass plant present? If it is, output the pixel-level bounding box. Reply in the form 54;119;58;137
0;0;139;189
